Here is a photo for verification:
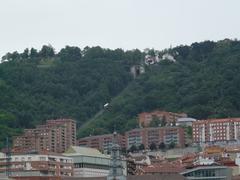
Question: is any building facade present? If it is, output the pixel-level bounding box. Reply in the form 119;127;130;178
64;146;127;178
125;127;185;149
0;152;73;177
138;111;187;127
78;134;126;153
13;119;76;153
192;118;240;144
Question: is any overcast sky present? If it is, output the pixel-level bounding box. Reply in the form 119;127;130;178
0;0;240;57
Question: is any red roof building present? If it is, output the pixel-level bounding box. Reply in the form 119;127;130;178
138;111;187;128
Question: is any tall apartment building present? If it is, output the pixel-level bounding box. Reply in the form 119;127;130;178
0;152;73;177
13;119;76;153
138;110;187;127
192;118;240;144
78;133;126;152
125;126;185;149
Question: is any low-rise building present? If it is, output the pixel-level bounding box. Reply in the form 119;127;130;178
176;118;196;127
0;152;73;177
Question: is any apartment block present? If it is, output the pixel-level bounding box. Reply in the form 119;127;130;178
78;133;126;152
125;126;185;149
138;110;187;127
192;118;240;144
13;119;76;153
0;152;73;177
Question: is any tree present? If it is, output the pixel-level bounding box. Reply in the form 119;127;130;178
29;48;38;58
21;48;29;59
186;126;193;137
168;141;175;149
39;45;55;58
149;116;160;127
58;46;82;61
84;46;105;59
138;144;145;151
121;147;127;155
149;142;157;151
129;145;138;153
160;116;167;127
159;142;166;150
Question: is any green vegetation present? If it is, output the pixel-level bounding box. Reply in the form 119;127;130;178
0;45;142;148
81;39;240;137
1;39;240;149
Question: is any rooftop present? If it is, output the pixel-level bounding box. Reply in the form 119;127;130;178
64;146;110;158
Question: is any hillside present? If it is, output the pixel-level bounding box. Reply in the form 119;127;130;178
78;39;240;137
0;46;142;148
1;39;240;147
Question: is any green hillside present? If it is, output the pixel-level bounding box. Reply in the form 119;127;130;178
78;39;240;137
0;45;142;148
1;39;240;148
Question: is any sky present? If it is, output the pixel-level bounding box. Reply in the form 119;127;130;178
0;0;240;57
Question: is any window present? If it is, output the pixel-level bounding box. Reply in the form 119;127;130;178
40;157;46;161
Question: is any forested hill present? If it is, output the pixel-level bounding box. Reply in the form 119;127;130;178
78;39;240;137
1;39;240;147
0;46;142;148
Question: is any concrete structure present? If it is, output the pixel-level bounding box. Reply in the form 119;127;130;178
125;126;185;149
78;134;126;153
176;118;196;127
0;152;73;177
130;65;145;79
64;146;113;178
161;53;176;62
138;110;187;127
13;119;76;153
193;118;240;145
181;166;232;180
144;54;160;65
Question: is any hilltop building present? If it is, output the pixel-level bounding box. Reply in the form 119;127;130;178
138;110;187;128
13;119;76;153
